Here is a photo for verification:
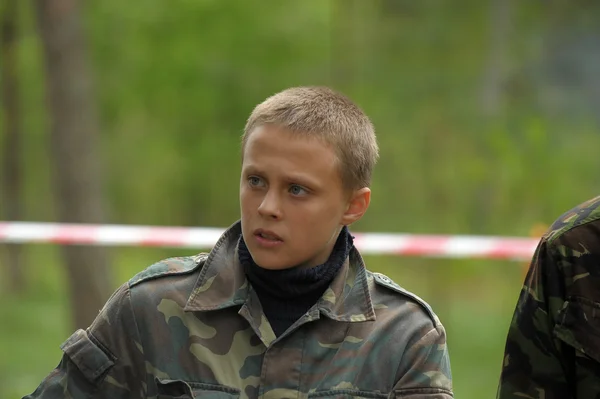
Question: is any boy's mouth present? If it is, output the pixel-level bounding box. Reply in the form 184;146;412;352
253;228;283;242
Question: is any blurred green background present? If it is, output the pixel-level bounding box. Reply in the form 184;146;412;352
2;1;600;398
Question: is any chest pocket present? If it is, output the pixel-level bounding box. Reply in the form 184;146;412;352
554;296;600;363
156;378;240;399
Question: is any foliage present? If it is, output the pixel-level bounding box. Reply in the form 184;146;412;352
1;1;599;398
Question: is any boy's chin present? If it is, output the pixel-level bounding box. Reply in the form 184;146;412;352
253;258;296;271
249;252;296;271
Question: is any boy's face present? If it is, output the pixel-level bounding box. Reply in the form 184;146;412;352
240;124;370;270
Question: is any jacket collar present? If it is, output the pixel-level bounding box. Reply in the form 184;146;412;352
184;221;375;323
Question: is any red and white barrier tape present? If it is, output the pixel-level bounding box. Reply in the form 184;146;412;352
0;221;540;261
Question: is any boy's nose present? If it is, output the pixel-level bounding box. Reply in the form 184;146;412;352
258;190;283;219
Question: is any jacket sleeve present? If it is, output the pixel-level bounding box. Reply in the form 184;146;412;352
497;231;600;399
23;283;146;399
392;323;453;398
496;240;575;399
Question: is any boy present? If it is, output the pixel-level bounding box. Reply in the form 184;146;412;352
25;87;453;398
497;195;600;398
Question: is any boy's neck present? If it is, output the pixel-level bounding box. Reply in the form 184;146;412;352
238;227;353;336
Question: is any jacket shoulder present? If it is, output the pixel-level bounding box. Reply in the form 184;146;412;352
370;271;441;327
128;252;208;288
546;195;600;243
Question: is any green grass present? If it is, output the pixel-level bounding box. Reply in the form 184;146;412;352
1;247;525;399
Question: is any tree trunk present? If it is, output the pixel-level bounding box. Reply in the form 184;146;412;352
330;0;360;88
1;0;26;294
330;0;375;94
481;0;511;116
34;0;112;329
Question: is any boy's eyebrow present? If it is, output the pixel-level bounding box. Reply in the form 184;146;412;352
283;173;321;189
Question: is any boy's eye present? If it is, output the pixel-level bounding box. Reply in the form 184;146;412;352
248;176;264;187
289;185;307;196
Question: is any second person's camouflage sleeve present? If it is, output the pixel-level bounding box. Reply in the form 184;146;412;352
496;240;574;398
497;225;600;399
23;283;147;399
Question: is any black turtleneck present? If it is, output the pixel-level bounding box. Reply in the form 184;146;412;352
238;227;353;337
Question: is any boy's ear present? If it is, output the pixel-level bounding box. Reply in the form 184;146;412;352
341;187;371;226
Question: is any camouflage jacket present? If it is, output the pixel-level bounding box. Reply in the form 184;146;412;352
25;221;453;399
497;195;600;399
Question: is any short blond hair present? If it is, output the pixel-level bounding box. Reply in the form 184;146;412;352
242;86;379;190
